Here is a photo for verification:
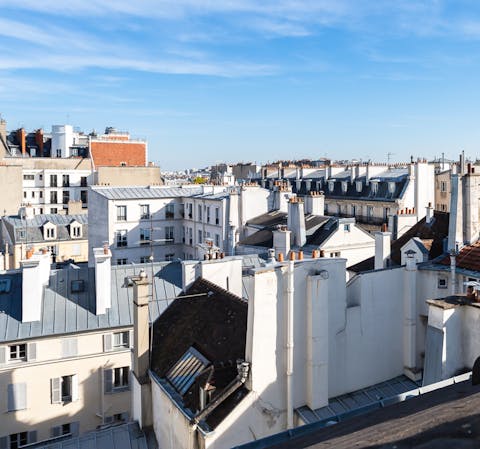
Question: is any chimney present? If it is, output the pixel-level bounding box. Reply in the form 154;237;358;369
374;229;391;270
273;226;291;259
464;171;480;244
304;191;325;216
17;128;26;156
459;150;466;175
21;251;51;322
425;202;433;224
274;187;290;212
287;198;307;247
131;269;153;429
93;245;111;315
35;129;44;156
447;174;464;251
365;162;371;186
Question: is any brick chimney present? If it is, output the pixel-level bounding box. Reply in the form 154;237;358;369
17;128;26;156
35;129;44;156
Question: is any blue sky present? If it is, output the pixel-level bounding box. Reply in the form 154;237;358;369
1;1;480;170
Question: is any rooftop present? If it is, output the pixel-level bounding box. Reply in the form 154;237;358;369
91;185;204;200
439;241;480;272
0;261;182;343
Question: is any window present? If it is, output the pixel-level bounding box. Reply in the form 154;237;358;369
23;191;26;199
166;203;174;218
140;256;149;263
0;278;11;293
51;375;78;404
215;234;220;247
198;204;202;221
80;176;87;187
113;331;129;349
104;367;129;393
188;203;193;219
117;205;127;221
140;228;150;245
9;344;26;361
438;278;448;289
328;181;334;192
62;190;70;204
23;174;34;180
440;181;447;192
166;347;209;395
50;208;57;214
56;149;62;158
105;412;129;424
8;431;37;448
7;383;27;412
117;258;127;265
165;253;175;261
189;227;193;245
71;280;85;293
61;338;78;358
165;226;174;242
215;207;220;225
198;229;202;243
50;191;57;204
39;174;43;180
388;182;396;194
356;181;363;192
50;175;57;187
80;190;87;206
39;191;43;198
341;181;348;193
371;182;378;194
71;226;81;238
343;224;350;232
62;175;70;187
46;227;56;239
51;423;71;438
116;230;127;247
140;204;150;219
206;206;210;223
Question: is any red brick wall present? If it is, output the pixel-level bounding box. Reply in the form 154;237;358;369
90;141;146;167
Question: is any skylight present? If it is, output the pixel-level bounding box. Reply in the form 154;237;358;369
166;347;210;395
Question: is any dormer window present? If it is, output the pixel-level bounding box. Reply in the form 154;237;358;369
69;221;83;239
356;181;363;192
388;182;396;194
328;181;334;192
341;181;348;193
371;182;378;194
44;223;57;240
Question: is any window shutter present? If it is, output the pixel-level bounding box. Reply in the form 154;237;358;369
0;347;5;365
51;426;61;438
8;383;26;411
103;334;112;352
104;369;113;393
71;374;79;402
62;338;78;357
129;330;134;349
71;421;80;437
27;342;37;361
27;431;37;445
0;436;7;449
51;377;61;404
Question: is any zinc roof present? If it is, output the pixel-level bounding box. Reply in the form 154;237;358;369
91;186;203;200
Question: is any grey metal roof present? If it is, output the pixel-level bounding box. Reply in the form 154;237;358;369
28;422;149;449
3;214;88;245
91;186;203;200
296;375;419;425
0;261;182;343
191;191;230;200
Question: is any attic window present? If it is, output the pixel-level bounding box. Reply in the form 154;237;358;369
166;347;210;395
371;182;378;194
356;181;362;192
328;181;334;192
0;279;12;294
341;181;348;193
71;225;82;239
71;280;85;293
388;182;396;193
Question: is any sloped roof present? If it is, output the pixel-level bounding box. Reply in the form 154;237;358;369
91;186;203;200
439;241;480;272
151;277;248;430
0;261;182;343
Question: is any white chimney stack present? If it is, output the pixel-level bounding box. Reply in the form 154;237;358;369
374;227;391;270
273;226;291;258
94;245;112;315
425;202;433;224
21;251;51;322
287;198;306;247
304;192;325;216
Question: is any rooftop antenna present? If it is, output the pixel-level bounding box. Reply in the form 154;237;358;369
387;152;395;165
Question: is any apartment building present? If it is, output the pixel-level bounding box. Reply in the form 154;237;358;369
0;209;88;269
0;249;181;447
88;184;273;265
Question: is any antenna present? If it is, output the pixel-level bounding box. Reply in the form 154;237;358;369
387;152;395;165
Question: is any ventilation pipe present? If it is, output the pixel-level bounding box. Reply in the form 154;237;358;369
425;202;433;224
285;253;295;429
94;245;111;315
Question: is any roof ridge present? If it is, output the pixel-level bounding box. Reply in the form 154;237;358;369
195;277;248;305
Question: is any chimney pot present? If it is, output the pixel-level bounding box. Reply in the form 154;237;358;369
289;251;296;261
278;252;284;262
320;250;325;257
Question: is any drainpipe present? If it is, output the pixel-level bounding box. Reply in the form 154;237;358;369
286;252;295;429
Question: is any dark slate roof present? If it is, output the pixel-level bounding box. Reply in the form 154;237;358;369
3;214;88;244
348;211;449;273
151;277;248;431
240;212;334;249
0;261;182;343
235;375;476;449
27;422;149;449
